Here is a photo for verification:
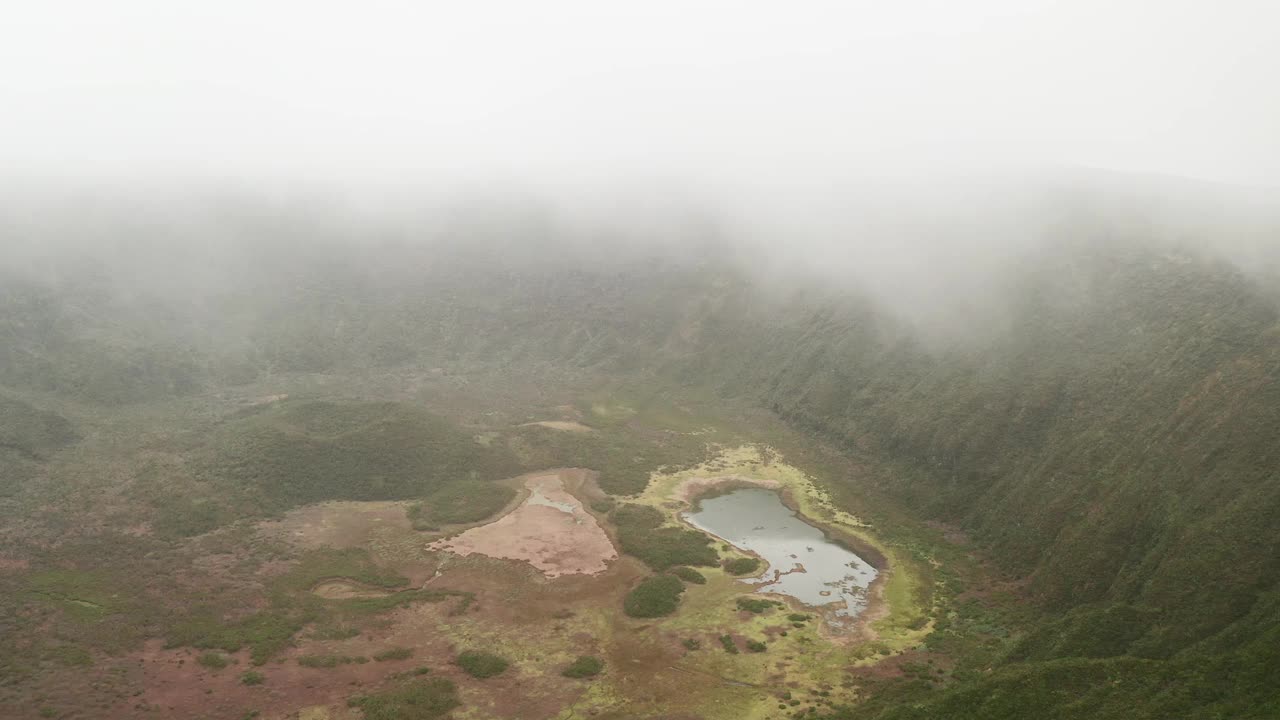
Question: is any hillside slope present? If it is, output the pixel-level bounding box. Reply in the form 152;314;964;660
1;232;1277;716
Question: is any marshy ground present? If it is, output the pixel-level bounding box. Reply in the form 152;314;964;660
0;370;963;720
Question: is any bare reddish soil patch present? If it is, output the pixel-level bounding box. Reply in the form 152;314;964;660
0;554;30;571
431;470;617;578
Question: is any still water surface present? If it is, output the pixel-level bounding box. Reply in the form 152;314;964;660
683;488;878;626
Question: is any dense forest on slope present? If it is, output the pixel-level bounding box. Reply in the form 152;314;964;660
1;210;1277;716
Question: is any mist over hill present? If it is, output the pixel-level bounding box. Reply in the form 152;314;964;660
2;175;1278;716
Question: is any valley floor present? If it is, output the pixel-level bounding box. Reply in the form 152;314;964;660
0;368;996;720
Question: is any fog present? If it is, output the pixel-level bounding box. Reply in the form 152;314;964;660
6;1;1280;183
3;1;1279;337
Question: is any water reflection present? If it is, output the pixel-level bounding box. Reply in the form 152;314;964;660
684;488;877;626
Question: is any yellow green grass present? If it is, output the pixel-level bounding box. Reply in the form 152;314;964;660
602;444;937;717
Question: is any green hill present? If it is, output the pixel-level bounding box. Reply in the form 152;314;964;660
203;400;522;510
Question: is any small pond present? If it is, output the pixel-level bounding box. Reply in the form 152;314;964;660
683;487;878;627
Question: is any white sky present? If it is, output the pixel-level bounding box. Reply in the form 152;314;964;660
2;0;1278;187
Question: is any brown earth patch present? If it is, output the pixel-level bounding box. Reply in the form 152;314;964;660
0;554;30;571
673;474;781;505
255;500;440;583
259;501;412;551
430;470;617;578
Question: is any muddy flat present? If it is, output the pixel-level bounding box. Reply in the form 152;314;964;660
430;470;617;577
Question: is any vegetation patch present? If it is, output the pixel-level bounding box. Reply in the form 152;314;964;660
298;654;368;668
613;504;717;570
736;597;782;614
669;566;707;584
312;624;362;640
166;608;306;666
719;635;739;654
347;677;459;720
241;670;265;686
623;575;686;618
202;401;520;511
197;651;231;670
561;655;604;678
408;480;516;530
611;504;663;528
455;650;509;679
507;423;709;496
0;394;78;458
724;557;762;575
279;547;410;594
374;647;415;662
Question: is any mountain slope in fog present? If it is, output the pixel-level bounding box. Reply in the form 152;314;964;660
1;198;1278;717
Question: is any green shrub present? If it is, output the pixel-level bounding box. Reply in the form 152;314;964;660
348;677;459;720
669;567;707;584
589;497;617;513
561;655;604;678
736;597;780;614
719;635;739;654
312;624;361;640
682;638;701;651
166;608;306;666
374;647;414;662
297;654;368;668
611;504;664;529
408;480;515;529
619;526;718;570
745;639;767;653
241;670;265;686
724;557;761;575
787;613;811;623
197;652;229;670
623;575;685;618
204;401;520;511
277;547;409;593
455;650;509;679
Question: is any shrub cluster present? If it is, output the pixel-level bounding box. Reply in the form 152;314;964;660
613;504;717;570
724;557;762;575
373;647;414;662
348;677;459;720
668;567;707;584
408;480;515;530
298;654;368;668
561;655;604;678
736;597;782;614
197;652;230;670
623;575;686;618
455;650;509;679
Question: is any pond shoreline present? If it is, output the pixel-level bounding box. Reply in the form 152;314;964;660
674;476;890;642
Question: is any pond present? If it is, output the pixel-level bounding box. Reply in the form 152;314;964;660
683;487;878;627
